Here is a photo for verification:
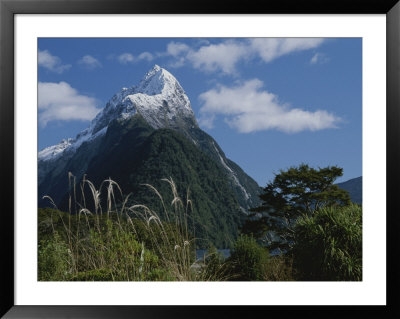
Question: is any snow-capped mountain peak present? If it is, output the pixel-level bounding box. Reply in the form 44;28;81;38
137;64;181;96
91;64;196;133
39;65;198;162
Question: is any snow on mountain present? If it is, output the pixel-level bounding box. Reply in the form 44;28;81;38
38;138;74;161
38;127;108;162
38;65;197;162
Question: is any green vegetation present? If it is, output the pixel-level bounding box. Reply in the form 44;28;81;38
39;114;262;249
263;255;295;281
39;176;235;281
53;115;246;249
195;245;232;281
39;164;362;282
245;164;351;251
293;204;362;281
38;207;168;281
227;235;270;281
38;231;71;281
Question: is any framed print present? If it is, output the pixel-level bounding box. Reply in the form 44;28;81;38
1;0;399;318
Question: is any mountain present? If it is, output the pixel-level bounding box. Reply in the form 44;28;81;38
38;65;261;248
336;176;362;204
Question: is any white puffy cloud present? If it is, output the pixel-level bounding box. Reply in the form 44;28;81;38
168;57;186;68
164;38;325;74
38;81;100;126
249;38;325;62
198;114;216;129
198;79;340;133
38;50;71;73
117;52;154;64
137;52;154;61
187;41;248;74
166;42;190;57
117;53;135;64
78;55;102;69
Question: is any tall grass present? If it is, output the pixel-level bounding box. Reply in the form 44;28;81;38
127;178;196;280
39;173;231;281
293;204;362;281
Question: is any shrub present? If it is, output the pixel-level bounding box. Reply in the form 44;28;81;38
87;219;161;281
228;235;269;281
293;204;362;281
38;232;72;281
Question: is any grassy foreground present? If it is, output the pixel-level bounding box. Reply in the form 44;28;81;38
38;175;361;281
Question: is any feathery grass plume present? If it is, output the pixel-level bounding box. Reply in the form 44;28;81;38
40;174;195;281
40;174;235;281
127;177;197;280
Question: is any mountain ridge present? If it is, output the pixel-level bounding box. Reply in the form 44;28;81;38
39;65;197;163
336;176;362;204
38;65;262;247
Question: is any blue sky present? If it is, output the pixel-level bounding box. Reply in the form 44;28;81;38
38;38;362;185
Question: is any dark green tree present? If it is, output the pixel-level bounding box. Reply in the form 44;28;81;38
240;214;269;240
246;164;351;251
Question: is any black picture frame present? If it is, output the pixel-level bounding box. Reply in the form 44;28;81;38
1;0;399;318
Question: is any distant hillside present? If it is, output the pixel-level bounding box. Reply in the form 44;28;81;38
336;176;362;204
